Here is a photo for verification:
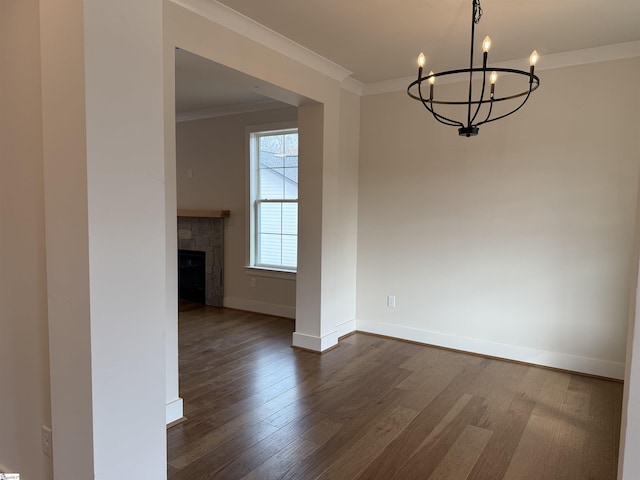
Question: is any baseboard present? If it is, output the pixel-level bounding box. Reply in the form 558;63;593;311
355;319;625;380
167;416;187;429
336;318;356;338
224;296;295;319
166;397;184;425
292;330;338;352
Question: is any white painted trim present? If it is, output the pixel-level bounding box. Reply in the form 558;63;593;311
342;77;364;96
530;40;640;72
169;0;353;82
363;40;640;96
292;330;338;352
356;319;625;380
363;76;415;97
166;397;184;425
224;296;296;319
336;318;356;338
245;266;296;281
176;100;291;123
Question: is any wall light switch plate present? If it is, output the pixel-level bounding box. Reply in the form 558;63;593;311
387;295;396;308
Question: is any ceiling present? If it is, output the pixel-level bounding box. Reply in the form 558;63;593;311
175;0;640;114
175;50;268;114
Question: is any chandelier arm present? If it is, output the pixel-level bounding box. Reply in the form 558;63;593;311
424;102;465;127
477;86;532;126
470;53;489;126
420;98;465;128
414;80;464;127
479;97;494;125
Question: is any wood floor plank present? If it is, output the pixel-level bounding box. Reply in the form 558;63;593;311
466;396;536;480
578;416;618;480
502;413;557;480
411;393;476;455
531;369;571;421
466;360;531;431
282;387;407;479
428;425;493;480
389;395;487;480
240;438;319;480
355;362;490;480
579;378;623;479
397;361;465;412
174;411;327;480
541;412;586;479
169;418;279;470
168;304;623;480
314;405;420;480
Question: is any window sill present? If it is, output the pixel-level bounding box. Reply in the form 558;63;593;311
245;266;296;281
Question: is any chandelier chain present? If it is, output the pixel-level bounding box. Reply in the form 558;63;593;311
473;0;483;24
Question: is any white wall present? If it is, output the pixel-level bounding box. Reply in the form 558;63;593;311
0;1;52;478
357;58;640;379
176;108;298;317
39;0;94;477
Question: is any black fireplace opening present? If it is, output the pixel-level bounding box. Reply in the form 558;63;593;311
178;249;206;304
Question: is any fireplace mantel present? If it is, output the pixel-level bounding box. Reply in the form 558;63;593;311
177;209;230;218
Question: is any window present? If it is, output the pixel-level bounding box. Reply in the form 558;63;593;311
249;127;298;271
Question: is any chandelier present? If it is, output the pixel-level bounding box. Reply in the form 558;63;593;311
407;0;540;137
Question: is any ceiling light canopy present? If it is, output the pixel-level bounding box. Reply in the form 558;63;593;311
407;0;540;137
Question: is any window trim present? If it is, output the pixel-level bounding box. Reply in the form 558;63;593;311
245;122;298;276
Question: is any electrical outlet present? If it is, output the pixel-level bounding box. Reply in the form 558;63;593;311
42;425;53;458
250;277;256;288
387;295;396;308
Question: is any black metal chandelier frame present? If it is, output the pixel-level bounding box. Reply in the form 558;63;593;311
407;0;540;137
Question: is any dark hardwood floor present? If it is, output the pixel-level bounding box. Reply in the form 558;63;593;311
168;303;623;479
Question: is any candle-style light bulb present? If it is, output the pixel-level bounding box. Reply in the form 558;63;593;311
490;71;498;85
428;71;435;85
418;53;426;68
482;36;492;53
529;50;539;66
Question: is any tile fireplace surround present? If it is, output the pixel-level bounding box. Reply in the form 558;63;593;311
177;211;228;307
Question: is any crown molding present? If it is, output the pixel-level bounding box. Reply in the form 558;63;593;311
176;99;291;123
341;77;364;96
170;0;353;83
363;40;640;96
524;40;640;71
170;1;640;99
